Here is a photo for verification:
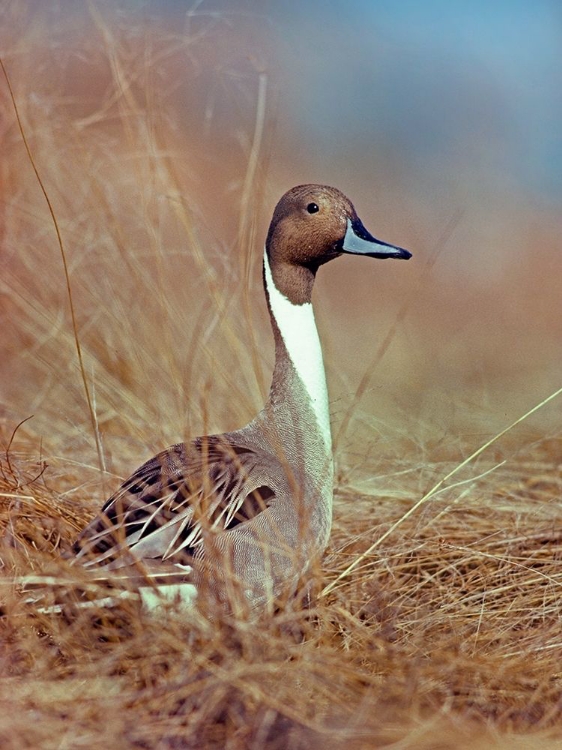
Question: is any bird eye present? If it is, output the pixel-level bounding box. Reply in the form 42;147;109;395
306;202;319;214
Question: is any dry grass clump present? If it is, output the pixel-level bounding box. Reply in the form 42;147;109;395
2;4;562;748
1;426;562;748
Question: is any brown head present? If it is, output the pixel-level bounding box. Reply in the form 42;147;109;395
265;184;411;304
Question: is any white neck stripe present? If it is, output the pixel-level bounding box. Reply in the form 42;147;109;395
263;250;332;452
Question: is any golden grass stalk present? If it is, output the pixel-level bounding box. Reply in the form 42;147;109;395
323;385;562;597
1;57;107;491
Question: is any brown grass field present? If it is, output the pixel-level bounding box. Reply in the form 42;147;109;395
1;5;562;748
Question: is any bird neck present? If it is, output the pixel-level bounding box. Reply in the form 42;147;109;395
262;250;332;457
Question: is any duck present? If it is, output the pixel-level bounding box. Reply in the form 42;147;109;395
71;184;411;613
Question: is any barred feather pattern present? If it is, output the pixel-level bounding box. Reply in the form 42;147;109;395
74;435;279;566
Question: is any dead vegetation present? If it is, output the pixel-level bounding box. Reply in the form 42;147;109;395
1;427;562;749
1;4;562;748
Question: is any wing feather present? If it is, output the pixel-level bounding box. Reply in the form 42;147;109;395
73;436;276;569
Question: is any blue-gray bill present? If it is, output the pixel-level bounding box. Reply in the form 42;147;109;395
342;217;412;260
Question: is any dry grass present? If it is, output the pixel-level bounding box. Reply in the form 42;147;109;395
1;5;562;748
2;423;562;748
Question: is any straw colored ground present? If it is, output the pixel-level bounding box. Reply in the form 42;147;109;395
1;6;562;749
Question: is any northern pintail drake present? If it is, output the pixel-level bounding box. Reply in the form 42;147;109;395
72;185;411;612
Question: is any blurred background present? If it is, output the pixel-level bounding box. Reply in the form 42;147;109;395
1;0;561;498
